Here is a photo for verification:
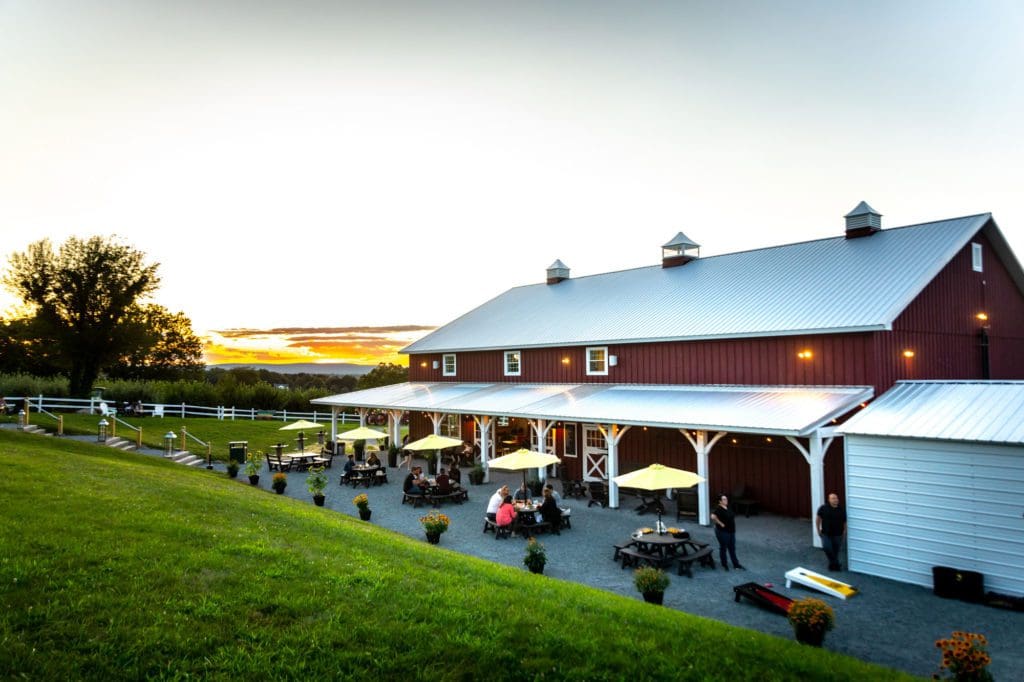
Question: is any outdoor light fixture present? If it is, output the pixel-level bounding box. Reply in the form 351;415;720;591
561;357;570;365
420;361;427;368
18;409;25;429
731;438;738;444
765;436;772;443
164;431;175;457
97;419;108;443
976;312;989;322
797;350;813;360
902;349;915;358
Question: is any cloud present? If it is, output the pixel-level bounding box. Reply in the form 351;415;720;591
213;325;435;338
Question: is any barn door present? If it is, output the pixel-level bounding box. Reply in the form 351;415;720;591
582;424;608;481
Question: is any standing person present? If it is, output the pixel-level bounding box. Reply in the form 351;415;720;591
711;494;744;571
816;492;847;571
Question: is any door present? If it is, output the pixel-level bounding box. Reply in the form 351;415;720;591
582;424;607;481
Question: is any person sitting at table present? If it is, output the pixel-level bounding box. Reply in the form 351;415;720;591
404;466;427;495
435;468;451;493
342;454;356;483
538;487;561;534
543;483;562;506
496;494;517;532
487;485;510;521
365;452;381;468
513;482;531;502
448;462;462;485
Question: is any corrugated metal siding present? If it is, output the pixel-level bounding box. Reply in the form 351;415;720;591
840;381;1024;444
846;435;1024;596
404;215;992;354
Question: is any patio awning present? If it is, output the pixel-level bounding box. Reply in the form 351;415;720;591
312;382;873;436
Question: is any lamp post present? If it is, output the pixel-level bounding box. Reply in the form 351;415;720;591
18;409;25;430
164;431;176;457
97;419;108;443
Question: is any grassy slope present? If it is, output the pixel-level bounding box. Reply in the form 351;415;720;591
0;431;917;681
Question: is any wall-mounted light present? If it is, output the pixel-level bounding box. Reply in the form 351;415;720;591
902;349;915;358
765;436;772;443
420;361;428;368
642;426;648;431
608;355;618;366
976;312;989;322
432;360;439;369
797;350;813;360
860;402;867;408
730;437;738;444
561;357;570;365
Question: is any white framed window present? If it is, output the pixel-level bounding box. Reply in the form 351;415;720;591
441;414;461;439
442;353;456;376
563;424;577;458
545;428;556;454
586;346;609;376
972;243;983;272
503;350;521;376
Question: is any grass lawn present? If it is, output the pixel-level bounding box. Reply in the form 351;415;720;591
19;411;393;461
0;430;917;680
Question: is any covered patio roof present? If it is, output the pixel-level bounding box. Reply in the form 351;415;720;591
312;382;873;436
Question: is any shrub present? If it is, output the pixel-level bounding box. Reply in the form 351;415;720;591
306;467;328;497
633;566;669;593
934;631;993;681
786;598;835;632
523;538;547;570
420;511;450;535
352;493;369;510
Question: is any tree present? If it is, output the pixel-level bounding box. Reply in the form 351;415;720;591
106;304;205;381
356;362;408;390
3;236;164;395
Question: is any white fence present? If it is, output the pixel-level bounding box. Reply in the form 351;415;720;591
4;395;358;424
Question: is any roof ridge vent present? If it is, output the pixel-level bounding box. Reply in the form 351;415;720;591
844;201;882;238
662;231;700;268
546;259;570;284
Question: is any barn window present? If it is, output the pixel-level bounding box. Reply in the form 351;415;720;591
586;346;609;375
503;350;521;376
442;354;456;376
972;243;983;272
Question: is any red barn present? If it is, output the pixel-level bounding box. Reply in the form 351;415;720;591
314;203;1024;544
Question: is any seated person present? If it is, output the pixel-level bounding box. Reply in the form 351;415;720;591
486;485;510;521
403;466;427;495
342;454;356;481
543;483;562;506
365;452;381;467
133;400;144;416
435;468;451;493
513;483;531;502
448;462;462;485
495;495;517;530
539;488;562;532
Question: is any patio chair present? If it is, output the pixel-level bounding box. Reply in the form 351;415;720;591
587;480;609;508
731;484;760;517
675;486;698;519
266;450;292;472
312;448;334;469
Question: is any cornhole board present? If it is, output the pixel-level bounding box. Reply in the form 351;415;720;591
733;582;794;615
785;566;858;600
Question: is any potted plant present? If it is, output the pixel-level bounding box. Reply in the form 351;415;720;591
523;538;547;574
387;444;400;468
226;460;239;479
353;493;372;521
787;597;835;646
934;631;992;681
420;511;450;544
245;451;263;486
307;466;328;506
634;566;669;605
271;472;287;495
468;464;485;485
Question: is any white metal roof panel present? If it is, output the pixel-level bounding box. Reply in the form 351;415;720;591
404;214;999;353
314;382;873;436
838;381;1024;445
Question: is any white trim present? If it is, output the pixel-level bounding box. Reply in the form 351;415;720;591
503;350;521;376
586;346;609;376
442;353;456;377
972;242;983;272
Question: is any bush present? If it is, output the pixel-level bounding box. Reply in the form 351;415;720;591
633;566;669;593
786;598;835;632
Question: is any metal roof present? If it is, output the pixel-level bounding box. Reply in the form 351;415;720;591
838;381;1024;445
312;382;873;436
404;213;1016;354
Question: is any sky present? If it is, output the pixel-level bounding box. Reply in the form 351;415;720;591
1;0;1022;366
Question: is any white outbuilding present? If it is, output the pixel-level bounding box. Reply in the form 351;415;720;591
838;381;1024;597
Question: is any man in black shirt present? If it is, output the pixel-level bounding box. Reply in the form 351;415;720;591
816;493;847;571
711;494;744;570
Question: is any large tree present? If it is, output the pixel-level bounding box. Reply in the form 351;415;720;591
106;303;205;381
3;236;180;395
356;362;408;390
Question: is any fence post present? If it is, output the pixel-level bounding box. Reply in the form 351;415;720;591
38;394;43;412
22;398;30;426
137;429;143;448
181;403;185;418
283;410;288;422
251;408;255;420
57;415;64;436
180;427;187;452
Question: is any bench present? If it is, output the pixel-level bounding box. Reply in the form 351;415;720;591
402;492;426;507
613;541;637;561
618;547;666;570
676;545;715;577
518;521;551;538
483;517;512;539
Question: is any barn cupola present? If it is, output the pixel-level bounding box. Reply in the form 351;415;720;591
844;201;882;238
661;231;700;268
546;259;570;284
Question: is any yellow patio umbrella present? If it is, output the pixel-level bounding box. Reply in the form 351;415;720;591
337;426;389;441
279;420;324;452
402;433;465;451
613;463;705;532
487;448;561;493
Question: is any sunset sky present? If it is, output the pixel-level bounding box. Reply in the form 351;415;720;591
2;1;1022;367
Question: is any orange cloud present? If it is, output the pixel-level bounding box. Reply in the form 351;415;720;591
203;325;434;366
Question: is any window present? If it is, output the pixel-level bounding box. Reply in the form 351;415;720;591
442;353;456;376
586;346;608;375
545;428;556;454
972;243;983;272
441;414;461;438
503;350;521;376
563;424;577;458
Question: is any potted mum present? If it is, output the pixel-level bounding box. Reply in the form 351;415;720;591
307;466;328;506
523;538;547;574
271;472;288;494
226;460;240;479
468;464;486;485
420;511;450;544
634;566;669;605
245;451;263;486
787;597;835;646
353;493;372;521
934;631;993;681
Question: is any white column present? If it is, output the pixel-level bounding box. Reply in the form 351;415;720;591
597;424;631;509
387;409;404;454
473;415;493;483
428;411;443;435
357;408;368;427
681;429;728;527
529;418;555;482
787;430;835;548
330;407;339;441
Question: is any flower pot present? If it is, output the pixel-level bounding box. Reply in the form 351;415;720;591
527;563;545;574
226;467;238;479
468;471;485;485
794;625;826;647
358;508;372;521
425;531;441;544
248;475;260;486
642;591;664;605
313;494;325;507
273;485;286;495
